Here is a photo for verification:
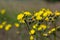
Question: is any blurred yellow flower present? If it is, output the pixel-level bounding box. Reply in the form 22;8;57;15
1;9;6;14
30;35;34;40
48;28;56;34
41;24;47;30
38;24;47;31
19;19;25;23
45;17;49;21
43;33;48;36
36;16;42;20
17;13;24;20
0;24;3;29
32;24;38;29
29;29;35;35
2;21;7;25
14;23;20;28
55;10;60;16
34;11;43;16
43;12;48;17
38;26;42;31
5;24;12;31
24;11;32;16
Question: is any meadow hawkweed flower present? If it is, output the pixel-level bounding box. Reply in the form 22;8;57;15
30;35;34;40
32;24;38;29
24;11;32;16
1;9;6;15
38;26;42;31
43;12;48;17
45;17;49;21
17;13;24;20
5;24;12;31
40;24;47;30
14;23;20;28
43;33;48;36
48;28;56;34
55;10;60;16
19;19;25;23
0;24;3;29
38;24;47;31
36;16;42;20
46;9;52;16
29;29;35;35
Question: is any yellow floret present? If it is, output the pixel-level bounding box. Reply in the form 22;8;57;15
29;29;35;35
30;35;34;40
36;16;42;20
0;24;3;29
24;11;32;16
14;23;20;28
17;13;24;20
1;9;6;14
5;24;12;31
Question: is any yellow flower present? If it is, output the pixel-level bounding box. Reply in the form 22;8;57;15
46;9;52;16
17;13;24;20
32;24;38;29
55;10;60;16
43;33;48;36
38;24;47;31
29;29;35;35
40;24;47;30
41;8;46;11
19;19;25;23
43;12;48;17
2;21;7;25
36;16;42;20
30;35;34;40
5;24;12;31
14;23;20;28
1;9;6;14
34;11;43;17
0;24;3;29
24;11;32;16
38;27;42;31
45;17;49;21
48;28;56;34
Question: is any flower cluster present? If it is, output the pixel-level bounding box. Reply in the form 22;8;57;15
0;8;60;40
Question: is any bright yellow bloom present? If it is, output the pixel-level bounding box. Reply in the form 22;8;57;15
19;19;25;23
14;23;20;28
46;9;52;16
40;24;47;30
34;11;43;16
5;24;12;31
48;28;56;34
55;10;60;16
29;29;35;35
36;16;42;20
24;11;32;16
1;9;6;14
38;27;42;31
45;17;49;21
17;13;24;20
43;12;48;17
32;24;38;29
2;21;7;25
38;24;47;31
43;33;48;36
0;24;3;29
41;8;46;11
30;35;34;40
